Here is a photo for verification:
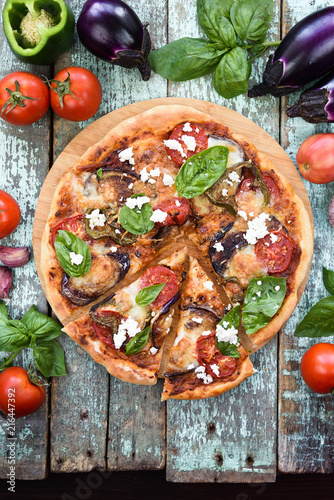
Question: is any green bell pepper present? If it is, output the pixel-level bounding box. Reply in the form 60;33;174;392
2;0;75;65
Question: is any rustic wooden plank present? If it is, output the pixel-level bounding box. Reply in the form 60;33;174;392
50;0;168;472
0;17;51;478
166;0;281;482
279;0;334;475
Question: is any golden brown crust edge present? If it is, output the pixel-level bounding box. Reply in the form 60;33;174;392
63;320;157;386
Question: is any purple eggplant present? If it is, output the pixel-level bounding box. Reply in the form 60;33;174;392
287;69;334;123
248;7;334;98
77;0;151;81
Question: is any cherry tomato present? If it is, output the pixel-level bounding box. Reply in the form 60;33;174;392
196;332;237;378
51;214;84;246
139;266;178;308
0;367;45;418
165;123;208;165
300;343;334;394
152;198;191;226
50;67;102;121
0;190;21;239
262;174;280;200
0;72;49;126
296;133;334;184
255;230;293;274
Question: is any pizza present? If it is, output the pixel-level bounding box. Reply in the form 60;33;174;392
40;104;313;399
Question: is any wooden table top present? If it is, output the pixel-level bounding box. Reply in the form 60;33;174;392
0;0;333;483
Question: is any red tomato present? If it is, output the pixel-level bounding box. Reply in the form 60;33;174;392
196;332;237;378
50;67;102;121
300;343;334;394
0;72;49;126
92;320;115;349
152;198;191;226
139;266;178;308
255;230;293;273
0;190;21;239
51;214;84;246
165;124;208;165
296;133;334;184
262;174;280;200
0;367;45;418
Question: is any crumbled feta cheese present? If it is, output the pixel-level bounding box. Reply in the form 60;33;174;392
222;188;228;197
265;242;270;247
195;365;213;385
252;297;256;301
183;122;193;132
187;363;195;370
226;304;232;310
270;232;278;243
69;252;83;266
114;317;141;349
223;179;233;186
275;286;280;291
148;178;156;184
210;364;220;377
85;209;106;230
257;280;262;285
228;171;240;183
125;196;150;209
119;147;135;165
175;199;181;207
150;209;168;223
125;198;138;209
238;210;248;221
201;330;211;336
110;246;118;253
245;212;270;245
204;281;213;291
249;212;254;217
128;183;134;189
181;134;196;151
140;167;150;182
164;139;186;157
214;241;224;252
150;347;158;355
216;323;239;345
150;167;161;177
192;317;203;324
256;291;261;297
195;127;199;133
115;228;121;234
163;173;175;186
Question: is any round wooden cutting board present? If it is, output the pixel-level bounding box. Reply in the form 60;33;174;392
33;97;314;325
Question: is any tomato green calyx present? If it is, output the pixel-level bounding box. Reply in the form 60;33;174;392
27;365;44;387
1;80;39;118
46;70;80;110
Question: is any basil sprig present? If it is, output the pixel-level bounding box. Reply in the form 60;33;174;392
135;283;166;307
0;301;66;377
242;277;287;335
125;325;151;356
294;267;334;338
55;229;91;278
149;0;278;99
216;304;240;358
119;194;154;235
175;146;229;199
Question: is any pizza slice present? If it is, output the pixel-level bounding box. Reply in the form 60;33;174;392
63;247;187;385
162;256;254;400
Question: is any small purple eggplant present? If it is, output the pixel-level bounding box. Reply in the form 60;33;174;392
248;7;334;98
287;69;334;123
77;0;151;81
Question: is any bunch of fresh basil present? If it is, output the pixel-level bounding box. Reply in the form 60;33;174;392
294;267;334;338
0;301;66;377
149;0;279;99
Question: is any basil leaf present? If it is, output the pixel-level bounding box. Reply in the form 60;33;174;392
0;320;31;351
21;305;62;342
97;167;102;180
249;43;267;57
230;0;273;43
119;194;154;235
54;229;91;278
197;0;236;47
148;38;227;82
125;326;151;356
175;146;229;199
135;283;166;307
33;340;66;377
294;296;334;338
242;277;287;335
216;305;240;358
323;267;334;295
0;301;8;324
213;47;249;99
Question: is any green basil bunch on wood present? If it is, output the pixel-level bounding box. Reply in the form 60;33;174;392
149;0;279;99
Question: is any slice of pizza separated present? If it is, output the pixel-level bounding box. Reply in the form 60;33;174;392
162;256;254;400
63;247;187;385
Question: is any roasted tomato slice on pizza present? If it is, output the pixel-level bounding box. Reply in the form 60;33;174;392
138;265;179;308
196;332;237;378
164;123;208;165
255;230;293;274
51;214;85;246
152;198;191;227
